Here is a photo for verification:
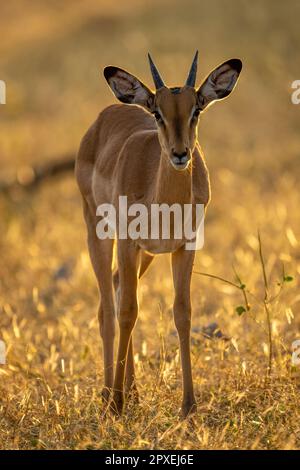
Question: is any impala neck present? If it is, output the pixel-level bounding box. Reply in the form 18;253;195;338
153;150;193;206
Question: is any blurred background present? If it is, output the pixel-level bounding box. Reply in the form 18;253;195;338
0;0;300;450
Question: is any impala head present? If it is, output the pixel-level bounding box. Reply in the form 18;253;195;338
104;52;242;171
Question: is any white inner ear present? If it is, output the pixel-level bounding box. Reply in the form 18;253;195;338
110;70;150;104
210;64;239;93
200;64;239;106
199;78;218;104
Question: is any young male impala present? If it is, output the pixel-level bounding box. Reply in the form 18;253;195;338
76;52;242;417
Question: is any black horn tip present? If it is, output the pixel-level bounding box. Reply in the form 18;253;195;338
147;53;156;73
148;52;165;89
185;50;199;87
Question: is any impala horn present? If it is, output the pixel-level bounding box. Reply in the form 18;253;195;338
148;53;165;90
185;50;198;87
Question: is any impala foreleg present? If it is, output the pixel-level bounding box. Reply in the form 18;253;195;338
113;251;153;402
172;246;196;418
111;242;139;415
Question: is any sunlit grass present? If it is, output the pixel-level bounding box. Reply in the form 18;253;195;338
1;0;300;450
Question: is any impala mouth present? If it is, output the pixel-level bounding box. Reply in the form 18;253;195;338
170;156;190;171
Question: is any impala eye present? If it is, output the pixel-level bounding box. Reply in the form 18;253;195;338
153;111;163;123
192;108;200;120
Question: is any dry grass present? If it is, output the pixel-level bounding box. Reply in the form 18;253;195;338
1;0;300;450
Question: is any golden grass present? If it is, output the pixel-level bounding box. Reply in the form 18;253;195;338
1;0;300;450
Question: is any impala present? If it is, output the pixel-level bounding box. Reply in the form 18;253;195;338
75;52;242;417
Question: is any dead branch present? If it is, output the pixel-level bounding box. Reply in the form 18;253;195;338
0;156;75;196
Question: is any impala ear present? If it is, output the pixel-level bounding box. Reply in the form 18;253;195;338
197;59;242;111
104;66;155;111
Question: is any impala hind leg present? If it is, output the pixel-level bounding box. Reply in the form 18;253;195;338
172;246;196;418
83;200;115;403
113;252;153;401
111;242;140;415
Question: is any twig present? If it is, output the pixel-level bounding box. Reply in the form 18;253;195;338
193;271;240;289
257;230;273;376
258;230;269;300
193;270;251;311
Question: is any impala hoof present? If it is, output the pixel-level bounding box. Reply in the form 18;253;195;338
101;387;111;405
110;392;124;416
181;401;197;419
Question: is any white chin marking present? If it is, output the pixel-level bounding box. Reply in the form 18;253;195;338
170;160;190;171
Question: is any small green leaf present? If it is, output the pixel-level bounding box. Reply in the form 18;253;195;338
236;305;246;316
240;283;246;290
283;275;294;283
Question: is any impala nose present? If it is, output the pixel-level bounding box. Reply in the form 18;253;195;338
171;149;189;169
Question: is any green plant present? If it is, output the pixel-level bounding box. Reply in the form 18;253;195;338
194;231;294;377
